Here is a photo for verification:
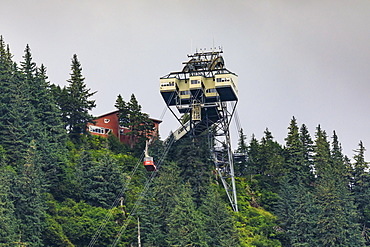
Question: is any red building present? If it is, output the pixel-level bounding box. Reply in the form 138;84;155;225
87;110;161;145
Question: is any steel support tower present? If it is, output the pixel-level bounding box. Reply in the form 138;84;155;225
160;49;239;211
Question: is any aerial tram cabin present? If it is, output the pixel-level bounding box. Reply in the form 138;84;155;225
143;140;156;171
143;156;156;171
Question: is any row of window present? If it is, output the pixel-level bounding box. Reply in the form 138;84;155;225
161;81;176;87
89;126;112;135
180;90;191;95
191;80;201;84
179;88;218;95
206;88;217;93
216;77;232;82
162;77;231;86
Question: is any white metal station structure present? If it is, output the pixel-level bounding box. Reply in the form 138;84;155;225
160;49;239;212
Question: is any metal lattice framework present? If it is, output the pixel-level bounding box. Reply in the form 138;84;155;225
160;49;239;211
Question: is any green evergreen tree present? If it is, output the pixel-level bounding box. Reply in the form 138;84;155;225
169;135;213;206
274;118;316;246
63;54;96;142
351;141;370;244
312;129;364;246
260;128;286;181
275;176;316;246
235;128;248;176
82;151;124;208
299;123;315;185
20;45;69;198
115;93;154;150
199;184;240;246
0;42;37;166
139;162;182;247
166;183;208;247
0;146;19;245
115;94;130;128
250;129;285;209
246;134;260;179
12;141;47;247
284;117;311;180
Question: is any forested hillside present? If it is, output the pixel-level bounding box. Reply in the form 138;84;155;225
1;36;370;246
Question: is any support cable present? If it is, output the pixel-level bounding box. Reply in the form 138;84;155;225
88;152;145;247
89;92;177;247
111;135;176;247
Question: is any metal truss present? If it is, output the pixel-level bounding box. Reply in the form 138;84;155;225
209;102;238;212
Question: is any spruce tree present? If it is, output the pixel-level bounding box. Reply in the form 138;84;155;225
63;54;96;142
251;129;284;209
299;123;315;185
235;128;248;176
246;134;260;178
169;135;213;206
259;128;286;181
0;146;18;244
82;152;124;209
199;184;239;246
274;118;316;246
276;176;316;246
166;183;208;247
0;40;37;166
20;46;68;197
284;117;311;180
115;94;154;150
312;128;364;246
352;141;370;243
139;162;182;246
12;141;47;247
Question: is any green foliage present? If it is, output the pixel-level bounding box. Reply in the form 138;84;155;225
168;134;213;205
234;178;283;247
3;35;370;246
199;184;240;246
108;132;129;154
0;154;18;245
352;141;370;244
235;128;248;176
166;183;209;246
80;151;126;208
47;198;124;247
115;93;155;151
54;54;96;143
311;128;364;246
12;142;47;247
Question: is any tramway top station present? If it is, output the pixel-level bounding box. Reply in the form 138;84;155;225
160;49;238;139
160;49;240;211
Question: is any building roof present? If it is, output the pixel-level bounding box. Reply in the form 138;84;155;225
94;110;162;124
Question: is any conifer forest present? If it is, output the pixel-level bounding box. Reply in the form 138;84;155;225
1;36;370;246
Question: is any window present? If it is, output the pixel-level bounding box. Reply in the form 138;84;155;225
161;81;175;87
104;119;110;123
89;125;111;134
191;80;200;84
216;77;231;82
206;88;217;93
180;90;190;95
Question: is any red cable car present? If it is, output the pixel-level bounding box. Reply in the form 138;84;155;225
144;156;156;171
143;140;156;171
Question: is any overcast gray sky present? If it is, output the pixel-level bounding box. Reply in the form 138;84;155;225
1;0;369;159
